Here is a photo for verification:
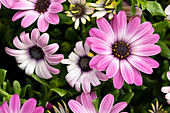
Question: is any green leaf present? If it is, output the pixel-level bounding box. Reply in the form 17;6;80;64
110;90;119;102
0;69;7;86
137;0;146;10
157;41;170;59
32;74;50;88
153;20;169;34
65;27;77;42
13;80;21;95
145;1;166;17
119;92;134;104
131;0;136;16
51;88;67;97
20;84;31;98
92;98;99;111
0;88;9;97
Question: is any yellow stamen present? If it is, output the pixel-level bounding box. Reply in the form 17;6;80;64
88;52;94;57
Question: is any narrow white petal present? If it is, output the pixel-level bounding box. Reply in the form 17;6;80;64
74;18;80;29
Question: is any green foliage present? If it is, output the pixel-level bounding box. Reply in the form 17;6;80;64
50;88;67;97
13;80;21;95
0;69;6;86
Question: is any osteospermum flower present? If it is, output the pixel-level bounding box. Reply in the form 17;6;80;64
5;28;64;79
148;100;168;113
11;0;65;32
165;5;170;21
0;94;44;113
161;71;170;105
68;92;127;113
61;41;108;93
65;0;94;29
89;0;117;19
86;11;161;89
0;0;14;9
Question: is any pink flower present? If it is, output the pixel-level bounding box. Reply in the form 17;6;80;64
68;92;127;113
86;11;161;89
161;71;170;105
0;0;15;9
0;94;44;113
5;28;64;79
61;41;108;93
11;0;65;32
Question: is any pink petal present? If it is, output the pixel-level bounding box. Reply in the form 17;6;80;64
53;0;66;3
120;59;134;84
1;101;10;113
96;17;115;44
68;100;88;113
110;102;127;113
65;68;81;84
94;70;107;81
161;86;170;93
106;57;119;78
124;17;141;42
74;41;86;57
48;2;63;13
117;11;127;41
1;0;13;8
89;28;113;45
5;47;28;56
127;55;153;74
12;1;35;10
133;67;143;86
12;10;34;21
113;69;124;89
97;55;114;71
31;28;40;45
20;33;34;47
167;72;170;81
165;93;170;99
130;34;160;47
13;36;27;49
20;99;36;113
45;12;59;25
90;91;98;100
110;13;118;41
32;106;44;113
81;93;96;113
9;94;20;113
37;33;49;47
45;54;64;65
43;43;59;55
139;56;159;68
131;44;161;56
128;22;153;44
82;76;91;93
89;71;101;86
21;11;39;28
75;82;81;92
89;55;105;69
90;43;112;55
84;42;90;55
37;13;49;32
99;94;114;113
45;61;60;74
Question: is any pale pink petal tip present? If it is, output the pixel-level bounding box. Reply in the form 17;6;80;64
167;71;170;81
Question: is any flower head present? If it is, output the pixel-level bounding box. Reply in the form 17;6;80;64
148;100;168;113
161;71;170;105
90;0;117;19
65;0;94;29
86;11;161;89
5;28;64;79
61;41;107;93
0;94;44;113
68;92;127;113
0;0;14;9
11;0;65;32
165;5;170;21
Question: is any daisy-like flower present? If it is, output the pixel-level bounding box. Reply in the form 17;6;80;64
161;71;170;105
89;0;117;19
11;0;65;32
68;92;127;113
5;28;64;79
65;0;94;29
46;101;69;113
165;5;170;21
148;100;168;113
0;94;44;113
0;0;14;9
61;41;108;93
86;11;161;89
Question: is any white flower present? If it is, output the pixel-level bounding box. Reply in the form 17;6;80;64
65;0;94;29
165;5;170;21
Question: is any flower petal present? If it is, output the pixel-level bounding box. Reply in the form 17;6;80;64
45;61;60;74
25;59;37;76
161;86;170;93
99;94;114;113
5;47;28;56
68;100;88;113
12;1;35;10
45;54;64;65
90;43;112;55
139;56;159;68
37;13;49;32
43;43;59;55
37;33;49;47
94;70;108;81
89;55;104;69
133;67;143;86
68;52;80;62
89;71;101;86
48;2;63;13
1;101;10;113
74;41;86;56
120;59;134;84
1;0;13;8
110;102;127;113
32;106;44;113
45;12;59;24
13;36;27;49
31;28;40;45
82;76;91;93
113;69;124;89
12;10;34;21
9;94;20;113
20;99;36;113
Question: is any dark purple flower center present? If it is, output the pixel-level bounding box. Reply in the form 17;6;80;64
70;4;85;18
29;46;44;60
112;41;130;59
78;56;91;72
35;0;50;13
